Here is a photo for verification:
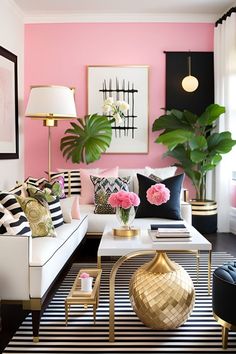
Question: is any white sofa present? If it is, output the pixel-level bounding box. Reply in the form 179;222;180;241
0;167;191;341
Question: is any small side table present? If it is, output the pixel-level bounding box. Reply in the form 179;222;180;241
65;268;102;325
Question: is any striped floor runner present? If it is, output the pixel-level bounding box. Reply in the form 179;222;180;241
3;252;236;353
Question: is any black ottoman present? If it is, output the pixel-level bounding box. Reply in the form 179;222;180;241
213;261;236;349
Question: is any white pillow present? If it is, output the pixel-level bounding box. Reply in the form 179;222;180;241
60;197;74;223
145;166;177;179
59;196;81;222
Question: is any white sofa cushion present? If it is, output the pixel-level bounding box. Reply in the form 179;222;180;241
29;215;88;298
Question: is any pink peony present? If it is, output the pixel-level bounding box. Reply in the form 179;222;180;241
80;272;90;279
146;183;170;206
108;191;140;209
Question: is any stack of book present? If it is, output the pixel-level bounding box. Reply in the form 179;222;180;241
148;224;191;242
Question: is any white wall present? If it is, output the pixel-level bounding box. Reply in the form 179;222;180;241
0;0;24;189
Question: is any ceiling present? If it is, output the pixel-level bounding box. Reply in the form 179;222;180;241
13;0;235;22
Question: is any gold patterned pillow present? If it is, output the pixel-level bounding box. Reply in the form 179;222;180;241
17;196;56;237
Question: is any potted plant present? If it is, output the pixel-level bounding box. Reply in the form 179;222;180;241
152;103;236;233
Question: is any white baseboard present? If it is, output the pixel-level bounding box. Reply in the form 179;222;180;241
230;207;236;234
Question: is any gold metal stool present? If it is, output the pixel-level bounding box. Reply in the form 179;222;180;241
65;268;102;325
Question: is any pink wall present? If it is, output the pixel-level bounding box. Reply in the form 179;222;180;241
24;22;214;194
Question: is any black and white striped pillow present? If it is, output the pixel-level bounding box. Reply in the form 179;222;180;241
0;197;31;236
51;170;81;196
47;197;64;229
25;176;47;187
0;191;25;217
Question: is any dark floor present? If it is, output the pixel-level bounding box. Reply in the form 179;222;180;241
0;232;235;353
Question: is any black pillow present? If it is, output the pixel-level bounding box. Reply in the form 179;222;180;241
135;173;184;220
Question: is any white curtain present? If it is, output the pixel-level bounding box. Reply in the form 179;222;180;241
214;12;236;232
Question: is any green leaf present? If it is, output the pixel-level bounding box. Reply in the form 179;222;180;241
208;132;236;153
189;136;207;151
198;104;225;126
156;129;193;150
60;114;112;164
190;150;207;163
152;113;193;132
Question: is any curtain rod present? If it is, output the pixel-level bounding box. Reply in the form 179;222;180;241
215;7;236;27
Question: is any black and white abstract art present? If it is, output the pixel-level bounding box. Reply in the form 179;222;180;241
87;66;149;153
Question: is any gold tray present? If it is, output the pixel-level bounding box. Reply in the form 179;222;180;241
112;227;139;237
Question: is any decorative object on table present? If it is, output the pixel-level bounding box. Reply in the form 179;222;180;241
136;173;184;220
60;95;129;164
25;86;77;175
108;190;140;237
80;272;93;292
129;251;195;330
87;65;149;153
108;190;140;226
148;223;191;242
0;45;19;160
152;103;236;233
65;268;102;325
212;261;236;349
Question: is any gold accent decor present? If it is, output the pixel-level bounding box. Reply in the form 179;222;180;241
65;268;102;325
112;227;139;237
129;252;195;330
33;337;39;343
213;312;236;349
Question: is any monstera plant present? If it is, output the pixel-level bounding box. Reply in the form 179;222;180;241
60;114;112;164
152;104;236;200
60;97;129;164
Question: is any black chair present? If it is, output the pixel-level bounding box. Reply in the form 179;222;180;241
212;262;236;349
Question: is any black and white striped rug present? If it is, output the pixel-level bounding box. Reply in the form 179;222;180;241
4;252;236;353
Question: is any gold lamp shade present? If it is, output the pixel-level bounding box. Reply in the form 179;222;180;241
129;252;195;330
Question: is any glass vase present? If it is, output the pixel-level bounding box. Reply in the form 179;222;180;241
116;206;136;228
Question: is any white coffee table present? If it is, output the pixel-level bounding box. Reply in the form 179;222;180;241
97;218;212;341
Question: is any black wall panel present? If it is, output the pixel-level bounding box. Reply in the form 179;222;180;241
165;52;214;115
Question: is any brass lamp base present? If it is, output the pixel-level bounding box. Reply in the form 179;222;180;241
112;227;139;237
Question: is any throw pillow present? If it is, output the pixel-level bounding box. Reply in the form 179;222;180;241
17;196;56;237
90;176;130;214
25;176;47;187
59;196;81;223
0;191;26;217
9;183;27;197
79;167;118;204
40;175;66;199
145;166;177;179
0;203;31;236
56;169;82;196
135;173;184;220
27;187;64;229
149;174;162;183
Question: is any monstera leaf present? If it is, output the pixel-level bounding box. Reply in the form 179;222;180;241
60;114;112;164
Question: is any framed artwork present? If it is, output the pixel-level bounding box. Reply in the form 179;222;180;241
87;65;149;153
0;45;19;159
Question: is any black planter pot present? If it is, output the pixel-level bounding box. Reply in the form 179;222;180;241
190;200;217;234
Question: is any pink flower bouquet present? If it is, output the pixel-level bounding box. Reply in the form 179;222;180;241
108;191;140;227
108;190;140;209
146;183;170;206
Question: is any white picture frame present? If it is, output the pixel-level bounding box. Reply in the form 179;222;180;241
87;65;149;154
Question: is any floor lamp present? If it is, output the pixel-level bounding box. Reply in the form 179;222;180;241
25;86;77;177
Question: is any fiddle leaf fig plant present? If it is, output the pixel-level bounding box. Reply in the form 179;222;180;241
152;104;236;200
